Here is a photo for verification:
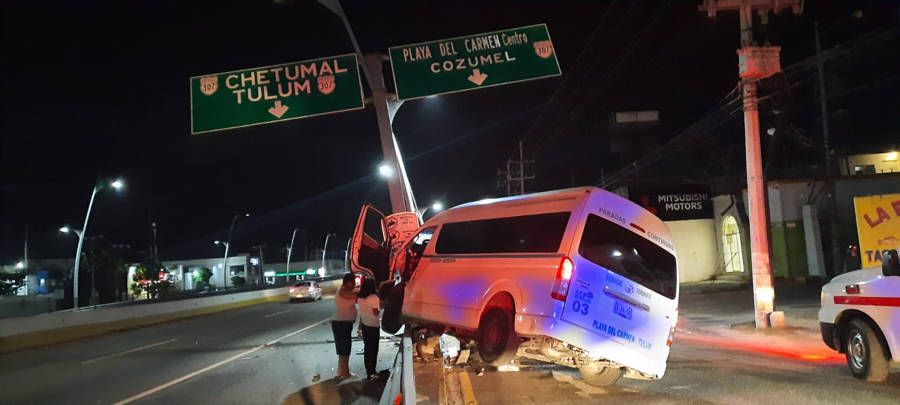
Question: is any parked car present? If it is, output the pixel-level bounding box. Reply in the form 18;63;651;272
349;187;679;386
289;281;322;302
819;250;900;382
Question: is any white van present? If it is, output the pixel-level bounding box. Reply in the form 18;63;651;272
350;187;679;386
819;250;900;382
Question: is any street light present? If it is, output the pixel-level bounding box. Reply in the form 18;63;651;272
321;233;336;277
378;163;394;178
15;261;24;270
220;213;249;289
286;228;299;277
69;176;125;309
418;201;445;220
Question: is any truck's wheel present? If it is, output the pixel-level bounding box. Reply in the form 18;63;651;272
845;318;890;382
381;283;405;334
579;363;623;386
475;308;518;366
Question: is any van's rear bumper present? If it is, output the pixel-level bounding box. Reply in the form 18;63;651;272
515;312;667;379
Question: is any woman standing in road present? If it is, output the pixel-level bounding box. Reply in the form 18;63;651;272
357;277;382;381
332;273;358;379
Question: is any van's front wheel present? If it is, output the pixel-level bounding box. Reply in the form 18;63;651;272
475;308;518;366
844;318;890;382
579;363;623;386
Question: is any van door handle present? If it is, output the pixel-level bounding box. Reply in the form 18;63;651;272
603;286;650;312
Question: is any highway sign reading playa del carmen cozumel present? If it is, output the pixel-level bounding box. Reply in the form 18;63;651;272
389;24;562;101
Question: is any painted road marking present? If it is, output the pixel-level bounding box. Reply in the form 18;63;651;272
112;317;331;405
458;370;478;405
82;338;177;365
263;309;291;318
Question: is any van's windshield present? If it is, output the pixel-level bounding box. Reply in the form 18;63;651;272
578;214;677;299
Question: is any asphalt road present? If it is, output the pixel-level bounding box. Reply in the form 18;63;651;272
0;298;397;405
415;285;900;404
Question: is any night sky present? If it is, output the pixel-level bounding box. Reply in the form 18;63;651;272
2;1;898;263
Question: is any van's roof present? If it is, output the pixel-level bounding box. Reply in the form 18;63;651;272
425;187;600;225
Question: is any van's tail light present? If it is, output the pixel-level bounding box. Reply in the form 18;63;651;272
666;325;676;347
551;257;574;301
289;288;296;293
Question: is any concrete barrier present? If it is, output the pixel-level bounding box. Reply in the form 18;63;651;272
0;279;343;354
0;287;294;354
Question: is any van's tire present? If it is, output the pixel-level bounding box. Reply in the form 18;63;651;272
844;318;890;382
579;363;624;387
475;308;519;366
381;283;405;334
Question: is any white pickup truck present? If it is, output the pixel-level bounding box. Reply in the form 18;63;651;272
819;250;900;382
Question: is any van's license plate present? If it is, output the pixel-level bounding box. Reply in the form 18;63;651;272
613;300;633;320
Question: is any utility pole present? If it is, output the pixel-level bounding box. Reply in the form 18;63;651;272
499;140;535;196
815;22;842;277
699;0;802;328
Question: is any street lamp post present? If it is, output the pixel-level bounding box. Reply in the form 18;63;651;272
321;233;336;277
286;228;299;277
68;177;123;309
418;201;444;221
220;213;249;289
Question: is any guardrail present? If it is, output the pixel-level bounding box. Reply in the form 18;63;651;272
379;329;416;405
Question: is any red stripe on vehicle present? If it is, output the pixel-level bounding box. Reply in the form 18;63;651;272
834;296;900;307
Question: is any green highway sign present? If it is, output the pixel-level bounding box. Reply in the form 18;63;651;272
389;24;561;101
190;54;364;134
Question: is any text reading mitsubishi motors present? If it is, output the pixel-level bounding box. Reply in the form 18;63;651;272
349;187;679;386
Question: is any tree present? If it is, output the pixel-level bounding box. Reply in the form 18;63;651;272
193;267;213;290
231;275;246;287
131;264;172;299
0;272;25;296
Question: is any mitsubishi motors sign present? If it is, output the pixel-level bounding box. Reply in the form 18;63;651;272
629;186;713;221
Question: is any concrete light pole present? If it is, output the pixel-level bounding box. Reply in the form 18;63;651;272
220;213;249;289
699;0;802;328
69;177;123;309
286;228;299;276
321;233;336;276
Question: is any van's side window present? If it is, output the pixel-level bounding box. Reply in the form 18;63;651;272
579;214;677;299
401;227;435;279
435;212;570;254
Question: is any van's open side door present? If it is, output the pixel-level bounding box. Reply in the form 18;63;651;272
350;204;390;284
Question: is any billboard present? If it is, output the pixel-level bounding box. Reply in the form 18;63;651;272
853;193;900;268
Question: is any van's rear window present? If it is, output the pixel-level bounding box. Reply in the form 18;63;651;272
579;214;677;299
435;212;570;254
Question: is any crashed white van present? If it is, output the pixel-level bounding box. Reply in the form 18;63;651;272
819;250;900;382
350;187;679;386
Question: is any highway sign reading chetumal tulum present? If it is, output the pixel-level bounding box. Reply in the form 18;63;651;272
190;54;364;134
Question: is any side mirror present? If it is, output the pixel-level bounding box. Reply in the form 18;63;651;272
882;250;900;277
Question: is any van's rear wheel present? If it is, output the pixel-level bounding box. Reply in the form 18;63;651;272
579;363;623;386
475;308;518;366
844;318;890;382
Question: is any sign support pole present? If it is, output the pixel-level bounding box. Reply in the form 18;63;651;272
321;0;416;215
365;54;415;214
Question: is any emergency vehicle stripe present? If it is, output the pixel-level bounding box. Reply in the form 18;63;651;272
833;296;900;307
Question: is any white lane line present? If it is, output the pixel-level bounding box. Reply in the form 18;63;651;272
263;309;291;318
82;338;177;365
112;317;331;405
